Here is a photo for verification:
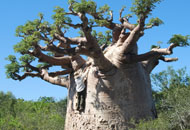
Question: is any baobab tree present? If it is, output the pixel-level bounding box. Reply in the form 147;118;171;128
6;0;190;129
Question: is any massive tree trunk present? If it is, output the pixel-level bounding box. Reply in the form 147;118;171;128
64;48;156;130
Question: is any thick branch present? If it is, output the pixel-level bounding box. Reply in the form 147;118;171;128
118;24;141;55
29;46;71;69
129;43;178;63
14;69;70;88
141;43;179;73
142;56;178;74
25;63;40;72
142;58;159;74
116;12;148;58
39;43;89;57
41;69;69;88
54;33;87;46
49;69;73;77
119;7;136;31
78;13;113;71
122;18;136;31
63;22;81;29
159;56;178;62
14;72;41;81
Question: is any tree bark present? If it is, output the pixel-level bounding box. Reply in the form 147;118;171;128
64;51;156;130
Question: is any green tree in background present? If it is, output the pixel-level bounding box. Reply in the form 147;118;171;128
0;93;67;130
133;67;190;130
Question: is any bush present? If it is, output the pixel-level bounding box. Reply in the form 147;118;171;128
0;93;67;130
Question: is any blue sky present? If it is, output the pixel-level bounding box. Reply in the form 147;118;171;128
0;0;190;100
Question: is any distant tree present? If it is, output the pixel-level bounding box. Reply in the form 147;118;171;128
132;67;190;130
5;0;190;129
0;93;67;130
38;96;56;103
0;92;16;118
56;98;67;118
152;66;190;91
152;67;190;111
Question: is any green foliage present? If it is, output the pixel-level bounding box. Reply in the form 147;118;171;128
98;4;110;13
151;66;190;91
5;55;20;79
148;86;190;130
0;92;67;130
5;54;37;79
14;36;37;54
68;0;75;4
130;0;163;16
72;0;97;14
19;54;35;66
94;19;110;27
151;34;190;50
78;29;112;45
5;55;17;62
130;117;170;130
78;29;85;37
36;62;51;68
131;67;190;130
161;87;190;129
150;45;160;49
168;34;190;47
52;6;72;26
8;0;168;81
0;92;16;116
38;13;44;19
92;30;112;45
14;15;53;54
152;67;190;115
38;96;55;103
16;20;41;37
5;63;20;79
148;17;164;26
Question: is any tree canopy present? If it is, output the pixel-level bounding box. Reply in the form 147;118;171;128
5;0;190;87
